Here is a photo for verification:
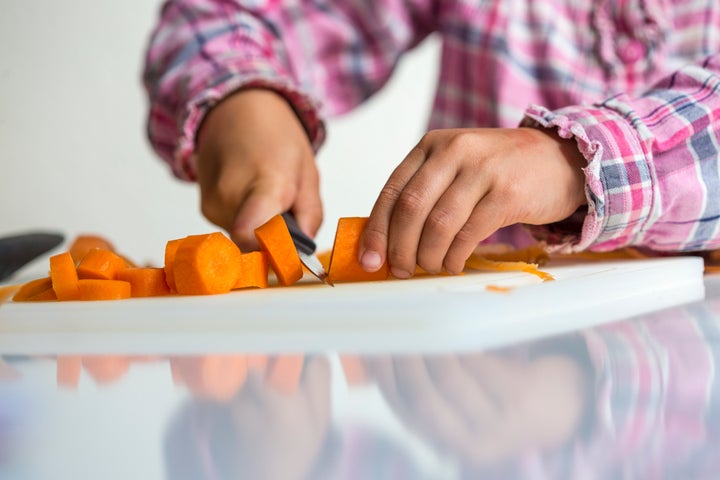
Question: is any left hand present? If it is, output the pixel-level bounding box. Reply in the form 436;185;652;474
359;127;587;278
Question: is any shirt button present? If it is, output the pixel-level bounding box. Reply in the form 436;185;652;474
619;39;646;63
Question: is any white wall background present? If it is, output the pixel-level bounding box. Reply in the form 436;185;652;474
0;1;440;268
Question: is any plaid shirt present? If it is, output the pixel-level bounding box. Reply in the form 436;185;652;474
143;0;720;253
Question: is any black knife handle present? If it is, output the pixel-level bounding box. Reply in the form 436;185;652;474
0;232;64;281
281;212;316;255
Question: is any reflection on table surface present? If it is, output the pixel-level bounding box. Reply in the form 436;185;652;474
1;296;719;479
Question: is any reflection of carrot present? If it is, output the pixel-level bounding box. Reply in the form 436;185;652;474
173;233;242;295
163;238;183;293
57;356;83;388
266;355;304;395
116;267;171;297
82;356;131;384
77;279;131;300
12;277;57;302
171;356;248;402
233;251;269;289
49;252;80;300
254;215;303;286
328;217;389;282
246;354;269;373
69;235;115;263
339;355;368;385
77;249;128;280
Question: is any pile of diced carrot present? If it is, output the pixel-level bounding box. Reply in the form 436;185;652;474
10;214;553;302
10;215;395;302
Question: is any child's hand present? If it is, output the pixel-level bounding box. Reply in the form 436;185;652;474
360;128;586;277
196;89;322;250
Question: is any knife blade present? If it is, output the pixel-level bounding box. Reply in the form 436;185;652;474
281;212;333;286
0;232;64;282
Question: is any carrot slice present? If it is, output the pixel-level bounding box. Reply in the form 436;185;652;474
57;355;83;388
12;277;57;302
254;214;303;286
339;355;368;385
76;248;128;280
82;356;131;384
163;238;184;293
266;355;304;395
116;267;171;297
69;234;115;263
49;252;80;300
233;251;269;289
328;217;389;282
173;232;242;295
77;279;131;300
0;285;20;304
464;255;555;282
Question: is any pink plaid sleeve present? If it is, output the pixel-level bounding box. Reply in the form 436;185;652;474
142;0;435;181
524;54;720;253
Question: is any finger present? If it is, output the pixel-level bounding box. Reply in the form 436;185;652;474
416;171;488;274
292;160;323;239
197;156;253;235
442;190;507;274
231;179;294;250
359;145;427;274
384;155;457;278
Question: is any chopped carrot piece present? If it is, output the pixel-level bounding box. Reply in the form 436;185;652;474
316;249;332;272
76;248;128;280
464;255;555;282
173;232;242;295
339;355;368;385
246;355;269;372
116;267;171;297
12;277;57;302
171;356;248;402
69;234;115;263
82;356;131;384
485;284;513;293
254;214;303;286
77;279;131;300
49;252;80;300
0;285;20;304
57;355;83;388
233;251;269;289
328;217;389;282
163;238;184;293
266;355;304;395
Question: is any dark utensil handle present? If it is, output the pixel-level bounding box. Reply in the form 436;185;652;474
281;212;316;255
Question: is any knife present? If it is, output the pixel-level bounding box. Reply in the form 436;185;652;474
281;212;333;286
0;232;64;282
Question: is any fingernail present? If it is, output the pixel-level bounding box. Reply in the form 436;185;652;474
391;267;411;279
360;251;382;272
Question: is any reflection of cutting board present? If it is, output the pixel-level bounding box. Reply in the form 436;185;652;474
0;257;705;354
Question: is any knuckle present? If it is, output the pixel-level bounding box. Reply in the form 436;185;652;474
395;189;426;218
425;207;454;234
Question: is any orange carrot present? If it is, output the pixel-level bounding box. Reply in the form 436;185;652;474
233;251;269;289
266;355;304;395
254;214;303;286
485;284;513;293
69;234;115;263
339;355;368;385
163;238;184;293
328;217;389;282
173;232;242;295
76;248;128;280
49;252;80;300
77;279;131;300
57;355;83;388
316;249;332;272
82;356;131;384
12;277;57;302
116;267;171;297
0;285;20;304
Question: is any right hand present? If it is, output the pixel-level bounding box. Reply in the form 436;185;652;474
195;88;322;250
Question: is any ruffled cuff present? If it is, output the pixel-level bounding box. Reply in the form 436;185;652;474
172;61;326;181
521;102;654;253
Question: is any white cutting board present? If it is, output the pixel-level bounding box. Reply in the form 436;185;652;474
0;257;705;354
